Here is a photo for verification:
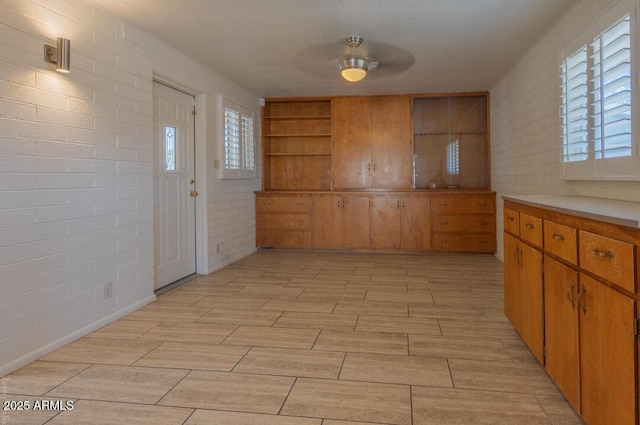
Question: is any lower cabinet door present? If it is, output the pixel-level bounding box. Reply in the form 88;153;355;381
518;242;543;364
580;273;636;425
543;255;580;411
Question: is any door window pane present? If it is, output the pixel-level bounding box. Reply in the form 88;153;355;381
165;125;176;171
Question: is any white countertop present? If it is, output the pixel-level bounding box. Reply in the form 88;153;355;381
502;195;640;228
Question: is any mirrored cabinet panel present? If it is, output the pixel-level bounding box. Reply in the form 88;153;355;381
413;94;489;189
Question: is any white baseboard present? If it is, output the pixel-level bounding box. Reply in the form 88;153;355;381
0;294;156;377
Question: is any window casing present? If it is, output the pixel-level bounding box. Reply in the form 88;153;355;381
560;0;639;180
221;97;256;179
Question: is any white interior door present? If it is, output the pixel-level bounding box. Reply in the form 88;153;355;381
153;81;197;290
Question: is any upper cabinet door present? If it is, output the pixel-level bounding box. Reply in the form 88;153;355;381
332;97;372;189
371;96;413;189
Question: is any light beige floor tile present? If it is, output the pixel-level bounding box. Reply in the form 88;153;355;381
85;319;160;339
158;371;294;414
345;281;408;292
432;294;504;307
409;304;488;321
339;353;452;387
356;315;441;335
482;307;510;322
323;421;392;425
184;409;322;425
39;338;161;365
124;304;212;322
234;286;303;300
197;308;282;326
438;319;518;338
228;277;291;287
285;278;348;289
136;321;237;343
152;292;209;306
412;386;550;425
281;378;411;425
192;296;270;310
313;330;408;355
365;290;433;304
134;342;249;371
261;300;336;313
333;301;408;317
3;361;89;396
536;394;583;425
234;347;344;379
501;336;540;363
297;289;366;302
223;326;320;349
47;400;193;425
409;335;512;361
273;312;358;331
167;285;242;297
448;359;559;395
46;365;188;404
0;396;72;424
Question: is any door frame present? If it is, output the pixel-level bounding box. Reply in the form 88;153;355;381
153;74;208;277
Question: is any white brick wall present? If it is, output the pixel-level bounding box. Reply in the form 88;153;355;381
491;0;640;260
0;0;261;375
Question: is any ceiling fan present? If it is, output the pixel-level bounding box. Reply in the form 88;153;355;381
293;37;415;83
338;36;379;82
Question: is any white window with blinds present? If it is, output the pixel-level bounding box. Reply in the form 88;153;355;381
220;97;257;179
560;0;639;180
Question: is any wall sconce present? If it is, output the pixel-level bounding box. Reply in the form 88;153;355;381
44;38;70;73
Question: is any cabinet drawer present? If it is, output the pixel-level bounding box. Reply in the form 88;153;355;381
503;208;520;235
432;233;496;252
257;214;310;230
579;231;635;292
256;196;311;213
432;214;495;233
257;231;312;249
519;213;543;248
431;197;495;214
544;220;577;265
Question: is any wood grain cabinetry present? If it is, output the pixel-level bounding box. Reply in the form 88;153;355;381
332;95;412;189
370;196;431;250
504;198;640;425
431;195;496;252
312;195;370;249
256;194;312;248
413;94;489;189
262;99;332;191
258;93;493;253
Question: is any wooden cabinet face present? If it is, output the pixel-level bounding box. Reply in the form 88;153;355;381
517;242;544;363
503;233;520;329
503;207;520;235
579;273;636;425
370;197;402;249
371;96;412;189
544;220;577;265
543;255;580;412
401;197;431;251
332;98;372;189
579;230;635;292
519;213;543;248
332;96;412;190
312;196;370;249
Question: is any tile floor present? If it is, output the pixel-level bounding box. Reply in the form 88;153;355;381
1;251;583;424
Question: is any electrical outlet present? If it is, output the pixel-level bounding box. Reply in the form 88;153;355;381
103;282;113;300
216;243;221;254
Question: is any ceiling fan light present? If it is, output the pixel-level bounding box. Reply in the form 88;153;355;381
339;57;369;82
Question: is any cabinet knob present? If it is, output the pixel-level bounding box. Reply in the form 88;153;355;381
190;191;198;197
440;203;448;207
507;216;515;222
440;221;449;225
525;223;535;230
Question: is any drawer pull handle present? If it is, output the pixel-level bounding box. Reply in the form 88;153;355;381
566;281;576;308
506;217;515;222
440;221;449;225
525;223;535;230
577;287;587;314
440;203;448;207
552;233;565;242
593;248;614;259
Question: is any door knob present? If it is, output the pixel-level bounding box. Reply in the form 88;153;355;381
190;191;198;197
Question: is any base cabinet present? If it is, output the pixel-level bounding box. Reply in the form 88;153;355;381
504;198;639;425
256;192;494;253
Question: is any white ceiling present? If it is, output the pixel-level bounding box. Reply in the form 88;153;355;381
92;0;578;97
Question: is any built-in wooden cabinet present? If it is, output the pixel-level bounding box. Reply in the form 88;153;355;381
413;94;489;189
262;98;332;191
312;195;370;249
332;95;412;190
257;93;494;253
504;197;640;425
